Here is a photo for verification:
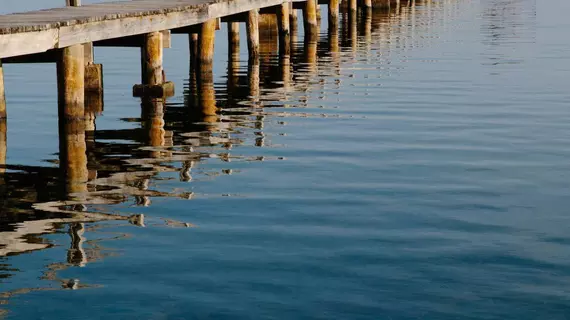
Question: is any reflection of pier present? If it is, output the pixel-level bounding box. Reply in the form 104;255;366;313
0;0;458;311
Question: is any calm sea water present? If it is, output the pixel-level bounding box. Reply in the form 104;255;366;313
2;0;569;319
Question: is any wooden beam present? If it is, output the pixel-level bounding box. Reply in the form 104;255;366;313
171;25;201;34
221;12;249;23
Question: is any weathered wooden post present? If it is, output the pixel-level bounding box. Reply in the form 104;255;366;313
134;31;174;97
303;0;319;36
277;3;291;56
189;33;199;72
198;19;218;121
290;4;298;32
57;44;85;120
0;61;5;121
228;22;240;57
142;31;163;86
328;0;340;29
227;22;240;104
247;10;260;61
349;0;357;13
199;20;216;66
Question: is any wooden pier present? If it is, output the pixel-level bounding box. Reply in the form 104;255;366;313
0;0;434;209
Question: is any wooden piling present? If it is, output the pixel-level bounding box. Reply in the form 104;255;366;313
328;0;340;29
277;3;291;56
290;5;298;32
349;0;357;13
199;20;217;65
57;44;85;120
303;0;319;35
0;61;5;119
189;33;199;71
364;0;373;8
246;10;260;60
141;31;163;86
228;21;240;57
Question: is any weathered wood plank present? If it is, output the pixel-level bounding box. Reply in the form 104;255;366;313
0;30;58;59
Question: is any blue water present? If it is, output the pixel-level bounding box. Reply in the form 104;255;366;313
3;0;570;318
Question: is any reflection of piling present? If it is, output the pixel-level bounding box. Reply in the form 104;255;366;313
67;223;87;267
248;57;260;103
141;98;167;159
227;22;240;105
59;120;88;197
0;119;5;175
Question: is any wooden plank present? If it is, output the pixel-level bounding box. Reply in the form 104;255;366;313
0;29;58;59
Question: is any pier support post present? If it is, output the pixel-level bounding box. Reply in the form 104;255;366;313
57;44;85;120
247;10;260;61
290;5;298;32
134;31;174;97
303;0;319;36
199;20;217;65
228;22;240;58
364;0;373;8
328;0;340;29
349;0;357;13
277;3;291;56
0;61;5;119
142;31;163;86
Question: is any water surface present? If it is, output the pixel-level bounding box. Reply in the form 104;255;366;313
2;0;570;319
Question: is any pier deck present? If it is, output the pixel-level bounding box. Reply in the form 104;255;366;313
0;0;285;58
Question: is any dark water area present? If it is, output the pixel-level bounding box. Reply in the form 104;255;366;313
2;0;570;318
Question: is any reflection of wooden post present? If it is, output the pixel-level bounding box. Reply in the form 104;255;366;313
141;98;166;159
0;61;5;119
59;120;88;197
277;4;291;56
304;0;319;36
0;119;5;175
142;31;163;85
247;10;260;60
279;50;291;93
67;223;87;267
248;57;260;104
58;44;85;120
349;9;357;52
